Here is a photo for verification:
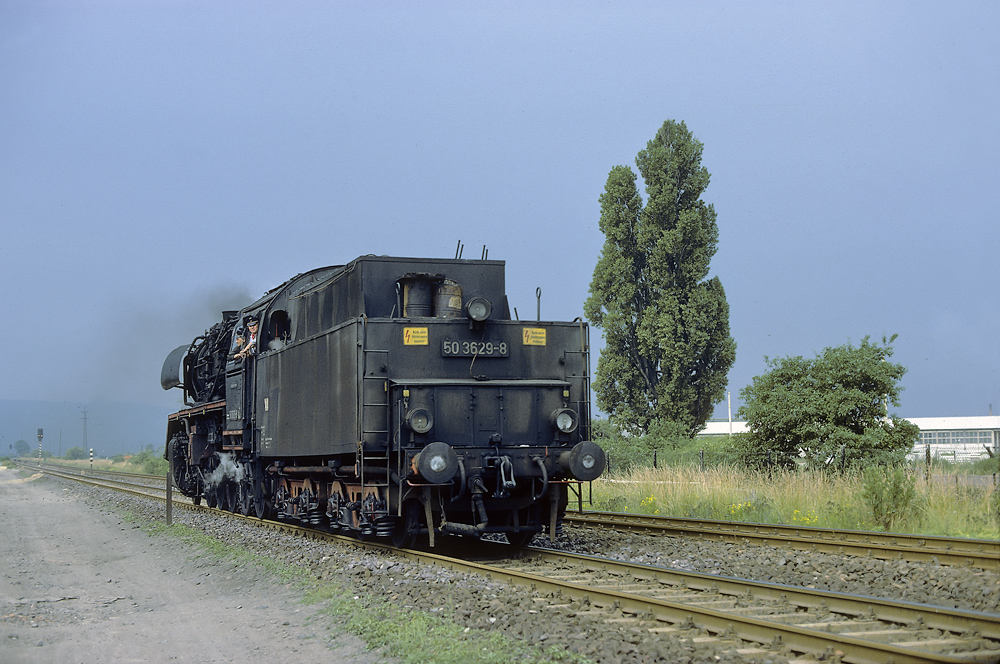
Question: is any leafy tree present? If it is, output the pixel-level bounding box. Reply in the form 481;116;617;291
585;120;736;436
735;335;919;469
14;439;30;456
65;446;87;460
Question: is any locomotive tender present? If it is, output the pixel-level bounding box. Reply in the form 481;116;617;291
161;255;605;547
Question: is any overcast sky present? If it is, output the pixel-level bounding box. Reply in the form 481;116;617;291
2;1;998;437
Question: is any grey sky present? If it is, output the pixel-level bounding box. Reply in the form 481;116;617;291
2;1;997;436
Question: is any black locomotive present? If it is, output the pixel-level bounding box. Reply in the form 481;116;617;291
161;255;605;547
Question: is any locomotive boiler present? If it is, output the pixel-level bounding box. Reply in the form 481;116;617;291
161;255;605;547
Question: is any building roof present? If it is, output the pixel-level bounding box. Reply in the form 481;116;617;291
698;416;1000;436
905;416;1000;431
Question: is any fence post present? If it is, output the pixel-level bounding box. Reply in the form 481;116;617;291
699;449;705;473
653;450;657;469
924;444;931;482
166;471;173;526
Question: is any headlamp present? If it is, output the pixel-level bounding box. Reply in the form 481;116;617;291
464;297;492;322
406;408;434;434
550;408;579;434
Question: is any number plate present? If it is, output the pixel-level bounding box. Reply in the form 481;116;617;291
441;340;509;357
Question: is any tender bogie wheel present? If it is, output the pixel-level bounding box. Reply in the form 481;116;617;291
274;485;291;521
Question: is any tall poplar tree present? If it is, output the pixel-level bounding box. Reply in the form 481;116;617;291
585;120;736;436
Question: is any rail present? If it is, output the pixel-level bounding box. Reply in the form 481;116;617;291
564;510;1000;573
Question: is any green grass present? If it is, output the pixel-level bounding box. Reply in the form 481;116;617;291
592;463;1000;538
310;588;587;664
35;452;170;476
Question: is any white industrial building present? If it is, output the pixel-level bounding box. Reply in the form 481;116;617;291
699;416;1000;462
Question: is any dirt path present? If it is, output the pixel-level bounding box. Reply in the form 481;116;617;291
0;466;386;664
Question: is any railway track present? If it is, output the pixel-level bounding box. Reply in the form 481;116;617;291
478;549;1000;664
45;464;998;572
565;511;1000;573
24;463;182;500
33;464;998;566
27;462;1000;663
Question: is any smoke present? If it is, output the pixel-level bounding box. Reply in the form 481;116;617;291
76;282;255;408
202;452;246;491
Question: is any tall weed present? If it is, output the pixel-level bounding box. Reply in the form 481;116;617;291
591;462;1000;537
860;465;921;531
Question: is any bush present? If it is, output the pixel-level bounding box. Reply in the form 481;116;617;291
591;418;643;473
128;449;169;476
860;465;922;531
65;446;87;460
594;417;740;473
964;456;1000;475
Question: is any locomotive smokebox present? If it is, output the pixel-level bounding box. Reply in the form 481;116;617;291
160;345;189;390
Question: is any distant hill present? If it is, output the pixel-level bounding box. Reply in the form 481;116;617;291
0;399;175;458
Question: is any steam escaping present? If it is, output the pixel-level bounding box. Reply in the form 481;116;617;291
202;453;246;492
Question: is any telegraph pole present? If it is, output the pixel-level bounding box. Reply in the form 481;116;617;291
81;408;89;452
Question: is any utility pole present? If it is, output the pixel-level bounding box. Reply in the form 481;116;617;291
81;407;89;451
727;392;732;438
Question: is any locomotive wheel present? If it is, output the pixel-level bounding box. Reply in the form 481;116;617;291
192;469;204;506
390;500;421;549
238;477;253;515
222;480;237;513
206;485;219;509
252;473;270;519
168;434;189;494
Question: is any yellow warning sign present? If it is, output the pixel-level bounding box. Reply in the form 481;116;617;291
403;327;429;345
522;327;546;346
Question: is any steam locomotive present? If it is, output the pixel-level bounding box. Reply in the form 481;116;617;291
161;255;604;547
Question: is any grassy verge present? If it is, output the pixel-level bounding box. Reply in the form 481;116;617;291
591;464;1000;539
130;513;589;664
305;585;587;664
30;452;169;476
